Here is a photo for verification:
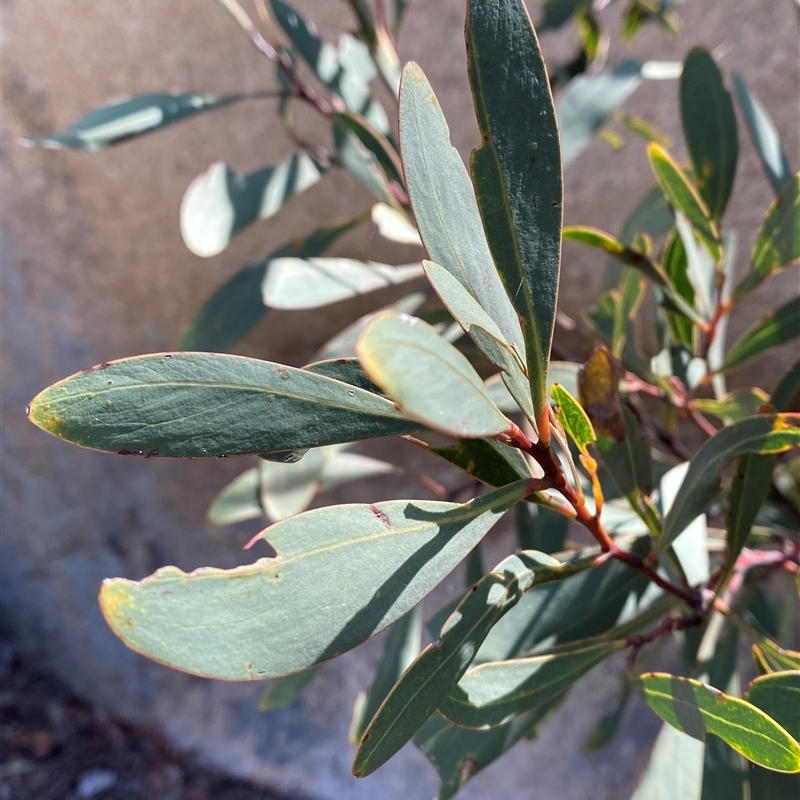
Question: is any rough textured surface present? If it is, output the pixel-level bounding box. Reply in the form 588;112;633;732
1;0;798;798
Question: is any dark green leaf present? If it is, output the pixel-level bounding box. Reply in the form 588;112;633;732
772;359;800;412
351;551;596;776
177;215;363;351
27;352;427;457
23;92;259;150
680;48;738;220
735;174;800;298
733;74;793;195
515;503;568;554
429;438;531;488
350;607;422;742
357;313;512;437
720;297;800;373
398;64;524;358
181;154;326;257
745;671;800;740
466;0;562;429
539;0;587;29
440;640;621;729
661;230;695;347
333;111;404;188
556;60;644;166
639;672;800;772
648;143;720;261
658;414;800;556
333;117;395;205
302;357;382;393
258;666;323;710
99;481;529;679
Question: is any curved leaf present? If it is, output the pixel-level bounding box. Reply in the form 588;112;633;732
258;665;323;710
23;92;258;150
466;0;562;429
439;640;621;729
429;438;531;489
208;465;263;525
333;112;404;188
181;154;325;257
352;551;595;776
720;297;800;373
639;672;800;773
27;352;427;458
371;203;421;245
658;414;800;556
680;48;738;220
333;116;396;204
745;671;800;740
357;313;512;438
99;481;529;679
694;388;771;425
733;74;793;195
398;63;524;356
261;257;422;309
551;383;595;452
772;359;800;412
630;723;704;800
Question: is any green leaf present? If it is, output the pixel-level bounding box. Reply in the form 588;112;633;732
734;174;800;299
648;143;720;261
423;261;533;421
540;0;587;29
658;414;800;557
556;60;644;166
551;383;595;452
398;63;524;357
333;111;404;188
585;673;634;752
23;92;260;150
429;438;531;489
371;203;421;246
515;503;568;555
258;665;323;711
261;257;422;310
733;74;793;195
180;154;326;257
694;388;770;424
661;230;696;347
357;312;512;438
630;724;704;800
440;640;621;729
177;215;363;351
99;481;529;679
27;352;428;458
720;297;800;373
466;0;562;429
638;672;800;772
271;1;390;134
680;48;738;220
772;359;800;412
332;116;396;205
351;551;596;776
350;607;423;742
302;357;382;394
717;453;776;590
745;671;800;740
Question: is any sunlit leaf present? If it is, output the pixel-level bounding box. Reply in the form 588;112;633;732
99;481;529;679
181;154;325;257
551;383;595;452
466;0;562;429
333;111;404;187
358;313;512;438
371;203;422;245
630;723;704;800
639;672;800;772
694;388;770;425
23;92;260;150
429;438;531;489
333;117;396;205
27;352;428;457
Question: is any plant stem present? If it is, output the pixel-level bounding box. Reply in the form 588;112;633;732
625;612;703;670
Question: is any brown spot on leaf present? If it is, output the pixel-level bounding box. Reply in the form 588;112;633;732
369;505;391;529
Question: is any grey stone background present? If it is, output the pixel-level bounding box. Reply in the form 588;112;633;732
1;0;797;798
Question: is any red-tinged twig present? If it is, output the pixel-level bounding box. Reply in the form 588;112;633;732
625;612;703;671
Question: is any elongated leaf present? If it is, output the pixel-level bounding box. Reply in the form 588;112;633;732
258;447;328;520
27;352;429;457
466;0;562;428
261;257;422;309
371;203;421;245
658;414;800;555
440;640;621;730
352;551;595;776
720;297;800;372
398;64;524;356
515;503;568;554
429;438;531;489
178;215;363;351
694;388;770;424
648;143;720;261
735;174;800;299
258;665;322;710
680;48;738;220
540;0;587;29
557;60;644;166
357;313;512;437
745;671;800;740
100;481;529;679
208;465;262;525
181;154;325;257
552;384;595;451
733;74;793;194
332;116;395;205
630;723;704;800
302;357;381;394
773;359;800;412
351;607;423;742
271;1;390;134
639;672;800;772
423;261;533;421
718;453;775;589
23;92;259;150
661;230;695;346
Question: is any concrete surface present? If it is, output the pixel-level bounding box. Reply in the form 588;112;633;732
1;0;798;798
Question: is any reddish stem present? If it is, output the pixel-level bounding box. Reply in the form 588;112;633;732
625;613;702;670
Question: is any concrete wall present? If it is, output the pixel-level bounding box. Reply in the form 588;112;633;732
1;1;797;798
